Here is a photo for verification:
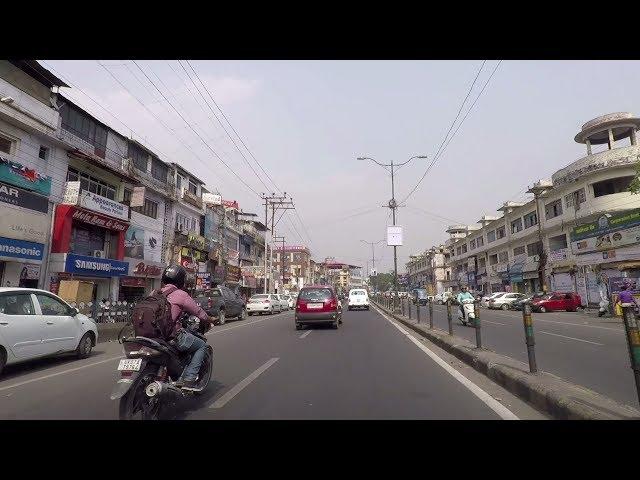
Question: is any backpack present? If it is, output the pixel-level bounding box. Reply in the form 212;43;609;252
131;290;173;339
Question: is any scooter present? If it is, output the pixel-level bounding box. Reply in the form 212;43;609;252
598;299;609;317
458;298;476;326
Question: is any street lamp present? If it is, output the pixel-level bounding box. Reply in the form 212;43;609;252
357;155;428;312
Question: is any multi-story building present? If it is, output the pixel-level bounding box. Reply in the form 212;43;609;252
272;245;312;293
442;113;640;305
406;245;447;295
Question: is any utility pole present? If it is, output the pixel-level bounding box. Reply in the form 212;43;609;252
361;239;384;279
273;235;286;293
358;155;427;313
527;181;552;293
261;193;296;293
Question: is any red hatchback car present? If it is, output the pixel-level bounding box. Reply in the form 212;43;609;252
295;285;342;330
531;292;582;313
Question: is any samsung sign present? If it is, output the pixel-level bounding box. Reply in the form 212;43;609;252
0;236;44;261
65;253;128;277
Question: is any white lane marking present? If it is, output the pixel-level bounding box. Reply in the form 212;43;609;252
209;357;279;409
533;318;621;332
483;320;507;326
373;306;518;420
538;331;604;346
206;312;291;336
0;356;123;392
299;330;312;339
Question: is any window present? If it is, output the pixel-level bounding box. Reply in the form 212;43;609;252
548;234;568;251
188;181;198;195
498;251;509;263
527;242;542;257
487;230;496;243
489;254;498;265
39;146;49;160
496;226;506;239
476;236;484;247
60;103;107;157
470;239;476;250
592;176;634;197
478;257;486;268
123;188;132;205
176;212;189;231
36;294;70;316
545;199;563;219
0;293;35;315
70;224;105;256
0;133;15;154
513;246;526;256
565;188;586;208
132;198;158;219
151;158;168;183
456;247;462;255
128;142;148;172
461;244;467;253
511;218;523;234
66;167;116;200
523;211;538;229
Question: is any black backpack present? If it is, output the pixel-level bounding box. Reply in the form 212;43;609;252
131;290;173;339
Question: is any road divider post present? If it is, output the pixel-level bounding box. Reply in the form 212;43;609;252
428;299;433;329
417;301;421;323
474;301;482;349
446;299;453;335
408;299;412;319
621;305;640;406
522;303;538;373
401;297;405;316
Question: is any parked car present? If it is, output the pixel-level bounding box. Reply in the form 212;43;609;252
511;293;546;310
274;294;289;311
194;285;246;325
348;288;369;310
246;294;279;315
480;292;507;308
488;292;527;310
295;285;342;330
433;291;453;305
531;292;582;313
0;288;98;376
411;288;429;306
281;294;295;309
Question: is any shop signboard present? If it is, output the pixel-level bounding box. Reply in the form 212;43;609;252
62;181;80;204
222;199;239;210
65;253;128;277
0;155;52;196
226;265;241;282
227;248;239;261
131;261;163;277
78;190;129;220
213;266;225;283
180;256;197;273
1;207;49;243
571;209;640;254
549;248;568;262
0;236;44;261
202;193;222;205
0;180;49;213
130;186;145;208
121;277;146;287
551;272;575;292
71;207;129;232
608;277;640;295
125;226;160;262
20;264;40;280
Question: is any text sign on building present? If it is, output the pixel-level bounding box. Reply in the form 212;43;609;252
0;236;44;261
62;181;80;204
72;207;129;232
130;186;145;208
79;191;129;220
387;226;403;246
0;155;52;196
65;253;129;277
0;180;49;213
202;193;222;205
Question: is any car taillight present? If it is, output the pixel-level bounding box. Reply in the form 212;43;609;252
327;298;337;310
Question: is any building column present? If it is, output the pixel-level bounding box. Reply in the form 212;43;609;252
585;138;592;155
608;129;615;150
631;128;638;146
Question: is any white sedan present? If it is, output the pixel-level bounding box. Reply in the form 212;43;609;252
0;288;98;376
480;292;507;308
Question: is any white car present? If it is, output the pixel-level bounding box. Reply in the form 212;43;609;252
247;294;283;315
434;292;453;305
0;288;98;376
481;292;507;308
274;294;288;311
488;293;526;310
348;289;369;310
283;295;295;309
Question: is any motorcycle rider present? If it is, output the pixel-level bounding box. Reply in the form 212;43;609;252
456;286;475;320
160;265;215;390
614;284;639;313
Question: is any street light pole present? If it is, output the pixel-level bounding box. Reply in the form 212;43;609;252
357;155;427;313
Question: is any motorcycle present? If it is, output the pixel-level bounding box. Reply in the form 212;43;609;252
598;299;609;317
458;298;476;326
111;314;213;420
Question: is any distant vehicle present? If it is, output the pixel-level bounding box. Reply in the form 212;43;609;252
511;293;546;311
246;294;279;315
488;293;526;310
281;295;295;309
434;292;453;305
0;288;98;376
295;285;342;330
411;288;429;306
194;285;246;325
480;292;507;308
274;294;289;311
348;288;369;310
531;292;582;313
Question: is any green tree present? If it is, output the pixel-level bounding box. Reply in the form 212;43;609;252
629;161;640;194
369;272;394;292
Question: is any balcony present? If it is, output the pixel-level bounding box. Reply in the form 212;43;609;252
0;78;59;134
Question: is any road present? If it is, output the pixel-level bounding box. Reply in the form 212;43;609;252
401;300;637;408
0;306;546;420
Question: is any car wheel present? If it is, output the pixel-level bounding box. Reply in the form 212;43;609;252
539;306;546;313
501;304;509;311
239;308;247;320
76;332;93;359
296;324;302;330
248;312;253;316
218;309;226;325
0;348;6;377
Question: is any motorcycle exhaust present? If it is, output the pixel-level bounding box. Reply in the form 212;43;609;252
145;381;184;398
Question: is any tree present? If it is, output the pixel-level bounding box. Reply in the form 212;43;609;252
629;161;640;195
369;272;394;292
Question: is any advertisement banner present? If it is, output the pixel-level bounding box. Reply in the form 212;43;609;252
222;199;239;210
571;224;640;254
0;207;49;243
570;209;640;241
0;155;52;196
551;272;575;292
65;253;128;277
20;264;40;280
226;265;241;282
574;244;640;266
549;248;569;262
0;236;44;261
78;190;129;220
130;186;145;208
62;181;80;204
227;248;239;261
213;266;225;283
130;261;163;278
70;207;129;232
144;230;161;263
608;277;640;295
124;226;145;259
202;193;222;205
0;180;49;213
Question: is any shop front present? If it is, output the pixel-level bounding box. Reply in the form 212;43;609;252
173;232;212;292
496;264;510;291
120;260;164;302
509;254;527;293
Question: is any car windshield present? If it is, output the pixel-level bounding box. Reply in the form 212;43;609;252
299;289;332;301
350;290;367;296
251;295;269;300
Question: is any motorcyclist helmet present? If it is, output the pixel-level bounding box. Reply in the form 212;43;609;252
162;264;187;289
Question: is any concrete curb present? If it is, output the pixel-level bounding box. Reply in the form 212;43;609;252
96;322;128;344
373;301;640;420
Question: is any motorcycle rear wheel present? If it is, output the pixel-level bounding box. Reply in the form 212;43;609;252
119;367;162;420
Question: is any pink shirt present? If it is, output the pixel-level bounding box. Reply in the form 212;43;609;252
161;284;209;337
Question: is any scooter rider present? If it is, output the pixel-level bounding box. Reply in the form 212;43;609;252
160;265;215;390
456;286;475;320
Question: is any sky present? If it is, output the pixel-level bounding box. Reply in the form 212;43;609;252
41;60;640;273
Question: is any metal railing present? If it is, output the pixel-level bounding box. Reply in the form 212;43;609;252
68;300;137;323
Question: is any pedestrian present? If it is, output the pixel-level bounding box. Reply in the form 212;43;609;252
614;284;639;314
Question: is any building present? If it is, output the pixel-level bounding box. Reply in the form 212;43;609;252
272;245;312;293
406;245;447;295
441;113;640;305
318;261;362;291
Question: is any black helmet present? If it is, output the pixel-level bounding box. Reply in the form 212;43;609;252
162;264;187;289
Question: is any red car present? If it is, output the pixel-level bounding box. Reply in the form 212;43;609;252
531;292;582;313
295;285;342;330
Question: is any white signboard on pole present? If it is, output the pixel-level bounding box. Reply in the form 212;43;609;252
62;181;80;205
387;226;403;246
130;186;146;208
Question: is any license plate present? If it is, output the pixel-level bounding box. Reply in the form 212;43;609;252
308;303;323;309
118;358;142;371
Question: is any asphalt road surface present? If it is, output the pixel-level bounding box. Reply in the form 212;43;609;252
402;301;637;408
0;307;546;420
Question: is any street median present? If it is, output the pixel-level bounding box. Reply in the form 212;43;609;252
373;300;640;420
